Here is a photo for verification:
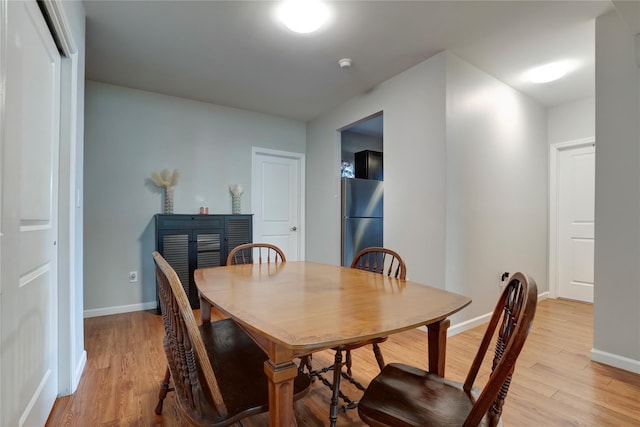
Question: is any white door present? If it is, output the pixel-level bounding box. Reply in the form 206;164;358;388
252;148;304;261
1;0;61;425
558;144;595;302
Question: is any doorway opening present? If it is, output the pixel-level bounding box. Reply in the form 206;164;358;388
340;113;383;179
339;112;384;266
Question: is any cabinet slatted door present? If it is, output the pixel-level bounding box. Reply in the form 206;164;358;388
196;232;222;268
160;233;190;295
226;217;252;256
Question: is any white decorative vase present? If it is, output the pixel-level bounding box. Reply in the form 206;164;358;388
164;187;174;214
232;194;241;214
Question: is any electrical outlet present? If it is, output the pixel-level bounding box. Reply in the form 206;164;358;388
129;271;138;283
499;272;509;289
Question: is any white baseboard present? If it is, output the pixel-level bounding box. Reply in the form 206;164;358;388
417;311;495;337
83;301;157;318
446;291;549;337
591;348;640;374
447;312;492;337
440;291;638;374
71;350;87;393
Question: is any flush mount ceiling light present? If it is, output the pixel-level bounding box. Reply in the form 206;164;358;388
338;58;352;68
278;0;329;34
526;62;570;84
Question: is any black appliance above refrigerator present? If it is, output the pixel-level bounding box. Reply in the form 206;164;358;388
341;178;383;266
355;150;383;180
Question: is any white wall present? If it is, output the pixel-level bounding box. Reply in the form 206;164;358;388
592;10;640;372
83;82;306;314
445;53;548;321
548;96;595;145
307;51;548;324
307;53;448;288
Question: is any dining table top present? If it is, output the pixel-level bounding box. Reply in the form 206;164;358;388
194;260;472;353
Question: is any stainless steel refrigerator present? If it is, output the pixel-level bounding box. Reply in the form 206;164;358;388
341;178;383;266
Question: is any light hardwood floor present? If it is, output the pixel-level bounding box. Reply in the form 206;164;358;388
46;298;640;426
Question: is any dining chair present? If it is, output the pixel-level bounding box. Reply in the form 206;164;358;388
305;247;407;427
152;251;310;426
357;272;538;427
342;247;406;376
350;246;406;280
226;242;286;265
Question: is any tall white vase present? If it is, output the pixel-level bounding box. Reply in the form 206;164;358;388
164;187;174;214
232;193;241;214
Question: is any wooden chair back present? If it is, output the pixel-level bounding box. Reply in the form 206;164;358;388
227;243;286;265
357;272;537;427
350;247;406;279
462;272;538;425
153;251;227;423
155;251;311;425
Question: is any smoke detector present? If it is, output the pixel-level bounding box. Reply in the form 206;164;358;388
338;58;352;69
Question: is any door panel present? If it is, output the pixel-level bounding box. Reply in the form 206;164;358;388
342;217;383;267
342;178;384;218
558;145;595;302
1;1;61;425
571;239;594;283
252;151;302;261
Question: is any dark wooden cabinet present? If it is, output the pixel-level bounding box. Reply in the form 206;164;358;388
155;214;253;309
355;150;383;180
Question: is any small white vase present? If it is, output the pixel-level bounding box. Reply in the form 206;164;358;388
232;194;241;214
164;187;174;214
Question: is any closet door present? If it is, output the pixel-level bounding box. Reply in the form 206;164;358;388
1;1;61;425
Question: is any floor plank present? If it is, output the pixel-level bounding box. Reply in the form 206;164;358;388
46;299;640;426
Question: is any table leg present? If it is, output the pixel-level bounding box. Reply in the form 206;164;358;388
427;318;450;376
200;297;211;324
264;360;299;427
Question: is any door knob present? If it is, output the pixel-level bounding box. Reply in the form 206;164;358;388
290;226;297;231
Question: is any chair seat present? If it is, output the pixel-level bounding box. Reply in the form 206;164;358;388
333;336;388;352
184;319;311;426
358;363;498;427
358;273;536;427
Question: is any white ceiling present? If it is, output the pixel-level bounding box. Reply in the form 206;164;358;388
83;0;614;123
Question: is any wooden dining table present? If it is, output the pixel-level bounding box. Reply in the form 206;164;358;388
195;261;471;426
